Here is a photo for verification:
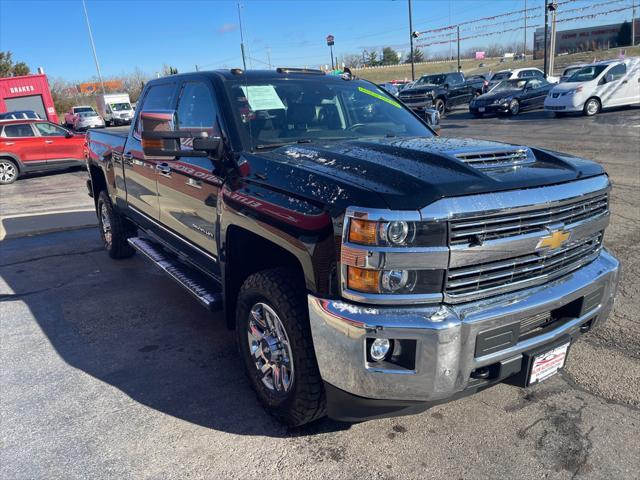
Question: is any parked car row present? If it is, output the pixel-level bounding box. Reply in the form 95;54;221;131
395;57;639;119
62;92;135;131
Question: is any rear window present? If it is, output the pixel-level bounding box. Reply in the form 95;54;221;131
2;124;35;137
491;72;511;80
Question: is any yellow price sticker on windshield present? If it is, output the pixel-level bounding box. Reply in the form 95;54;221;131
358;86;402;108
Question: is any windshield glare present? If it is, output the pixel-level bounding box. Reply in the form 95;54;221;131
111;102;132;111
567;65;607;82
75;107;94;113
417;74;445;85
227;79;434;150
493;79;527;92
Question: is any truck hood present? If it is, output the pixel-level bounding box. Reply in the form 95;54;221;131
250;136;604;211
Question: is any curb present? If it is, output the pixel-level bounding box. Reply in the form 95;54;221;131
0;209;97;241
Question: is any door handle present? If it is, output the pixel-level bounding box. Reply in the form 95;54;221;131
45;140;54;144
156;163;172;175
621;80;628;84
4;142;14;146
186;178;202;189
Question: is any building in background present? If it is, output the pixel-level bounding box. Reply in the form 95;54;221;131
0;73;59;123
534;19;640;59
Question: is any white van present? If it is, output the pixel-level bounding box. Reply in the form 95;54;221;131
96;93;134;126
545;58;640;116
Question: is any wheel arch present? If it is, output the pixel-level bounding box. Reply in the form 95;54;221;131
222;225;311;329
88;163;107;206
0;152;23;173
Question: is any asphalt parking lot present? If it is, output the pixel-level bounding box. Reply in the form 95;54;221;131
1;109;639;479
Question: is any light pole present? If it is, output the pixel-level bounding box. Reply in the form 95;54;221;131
81;0;105;94
408;0;415;80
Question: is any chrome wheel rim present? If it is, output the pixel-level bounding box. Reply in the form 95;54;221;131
0;161;16;183
436;101;445;115
586;100;599;115
100;203;112;245
510;100;519;115
247;302;294;393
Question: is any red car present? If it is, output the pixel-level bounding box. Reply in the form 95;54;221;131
0;119;86;184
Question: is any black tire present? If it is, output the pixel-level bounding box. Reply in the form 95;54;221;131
471;111;483;118
509;99;520;116
96;190;136;259
583;97;601;116
434;98;446;116
236;267;326;426
0;158;19;185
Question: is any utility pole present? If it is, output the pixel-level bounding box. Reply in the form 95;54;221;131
326;35;335;70
523;0;528;56
543;0;549;76
237;2;247;71
408;0;415;80
195;64;199;71
457;25;461;71
81;0;105;94
266;47;272;69
548;1;558;77
632;0;636;47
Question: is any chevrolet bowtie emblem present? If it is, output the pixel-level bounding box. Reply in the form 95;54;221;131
537;229;570;250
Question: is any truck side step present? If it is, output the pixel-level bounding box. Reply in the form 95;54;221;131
128;237;223;311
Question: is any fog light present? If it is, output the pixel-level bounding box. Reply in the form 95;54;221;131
370;338;392;362
381;269;415;292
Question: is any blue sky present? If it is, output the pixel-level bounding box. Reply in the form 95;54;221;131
0;0;635;81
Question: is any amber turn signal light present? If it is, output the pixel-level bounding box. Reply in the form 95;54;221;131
347;266;381;293
348;219;378;245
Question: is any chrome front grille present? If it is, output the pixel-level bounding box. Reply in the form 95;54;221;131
446;232;603;300
450;192;609;245
454;149;533;169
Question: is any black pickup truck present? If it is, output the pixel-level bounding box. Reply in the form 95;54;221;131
398;71;485;115
86;68;619;426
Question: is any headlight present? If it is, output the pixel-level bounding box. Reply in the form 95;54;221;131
566;86;583;96
343;213;447;299
495;97;511;104
348;218;445;247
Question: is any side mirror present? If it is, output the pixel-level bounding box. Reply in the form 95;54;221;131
140;110;220;159
443;83;449;89
605;73;614;83
65;131;73;138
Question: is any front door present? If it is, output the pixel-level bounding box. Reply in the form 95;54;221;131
156;80;224;258
33;122;83;164
123;81;178;220
0;122;47;165
599;63;628;108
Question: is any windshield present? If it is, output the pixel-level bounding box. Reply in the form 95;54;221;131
566;65;607;82
416;74;445;86
492;79;527;92
226;78;434;150
563;67;582;76
111;102;132;111
491;72;511;81
74;107;94;113
79;112;98;118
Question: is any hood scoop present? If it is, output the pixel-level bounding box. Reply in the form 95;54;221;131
454;148;534;170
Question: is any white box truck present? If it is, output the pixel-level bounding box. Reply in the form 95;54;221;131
96;93;134;126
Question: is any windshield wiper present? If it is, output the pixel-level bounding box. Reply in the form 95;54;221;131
254;139;313;150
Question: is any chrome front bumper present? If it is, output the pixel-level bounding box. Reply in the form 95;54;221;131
308;250;619;402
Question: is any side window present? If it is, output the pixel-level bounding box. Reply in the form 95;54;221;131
135;82;176;136
518;70;529;78
34;122;67;137
527;79;542;89
176;82;221;167
176;82;218;130
2;124;35;137
448;73;463;86
608;63;626;81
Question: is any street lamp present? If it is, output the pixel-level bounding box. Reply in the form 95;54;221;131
326;35;335;70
